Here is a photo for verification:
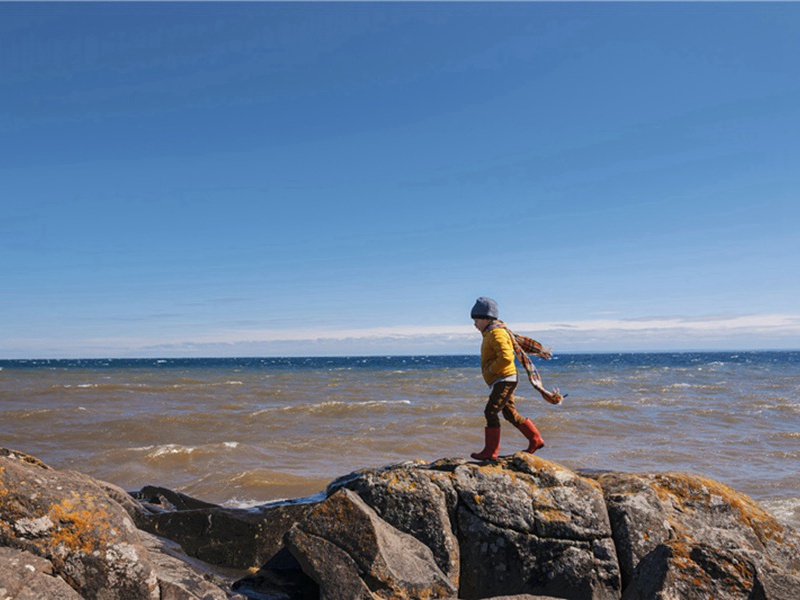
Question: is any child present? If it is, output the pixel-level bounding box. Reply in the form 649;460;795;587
470;296;563;460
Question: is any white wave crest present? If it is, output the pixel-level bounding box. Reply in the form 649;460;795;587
147;444;196;458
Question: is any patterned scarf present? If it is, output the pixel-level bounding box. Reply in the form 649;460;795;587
486;321;564;405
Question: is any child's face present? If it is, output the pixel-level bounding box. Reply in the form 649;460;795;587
473;318;492;332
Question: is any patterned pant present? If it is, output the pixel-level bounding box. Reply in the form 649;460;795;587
483;381;526;428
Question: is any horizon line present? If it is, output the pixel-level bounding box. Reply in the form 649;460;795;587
2;348;798;363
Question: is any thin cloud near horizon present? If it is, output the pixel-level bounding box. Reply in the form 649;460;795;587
4;313;798;360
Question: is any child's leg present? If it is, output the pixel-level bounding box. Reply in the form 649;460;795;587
500;393;526;427
484;382;517;427
499;391;545;452
472;382;517;460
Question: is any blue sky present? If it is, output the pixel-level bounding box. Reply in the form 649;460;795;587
2;2;799;358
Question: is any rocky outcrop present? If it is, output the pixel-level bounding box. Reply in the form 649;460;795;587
0;449;239;600
584;471;800;599
133;486;318;570
285;487;457;599
328;456;621;600
3;446;800;600
0;449;160;599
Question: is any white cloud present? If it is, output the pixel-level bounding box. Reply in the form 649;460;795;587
4;313;799;359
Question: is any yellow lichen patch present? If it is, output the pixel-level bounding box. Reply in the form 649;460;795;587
652;473;786;545
514;453;552;470
477;464;512;478
473;494;483;505
582;477;604;494
536;507;570;523
48;495;116;554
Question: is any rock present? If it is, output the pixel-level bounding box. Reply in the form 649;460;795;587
132;486;220;512
482;596;574;600
285;487;457;599
328;458;462;588
138;531;237;600
586;471;800;600
0;546;82;599
6;445;800;600
134;494;319;570
232;547;319;600
0;449;160;599
580;471;671;589
453;454;620;600
332;455;621;600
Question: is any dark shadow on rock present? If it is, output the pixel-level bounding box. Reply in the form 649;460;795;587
233;547;320;600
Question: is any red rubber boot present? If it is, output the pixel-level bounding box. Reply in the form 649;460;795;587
471;427;501;460
516;419;545;453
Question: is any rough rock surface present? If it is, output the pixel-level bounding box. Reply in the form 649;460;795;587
331;455;620;600
138;531;233;600
585;471;800;599
285;487;457;600
0;449;160;599
4;445;800;600
327;458;461;588
0;546;83;599
0;448;238;600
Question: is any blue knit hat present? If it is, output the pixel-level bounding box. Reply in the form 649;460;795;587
470;297;499;320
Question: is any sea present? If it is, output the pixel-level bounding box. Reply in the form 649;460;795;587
1;352;798;528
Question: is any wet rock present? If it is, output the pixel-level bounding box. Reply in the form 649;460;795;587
134;495;319;570
285;487;457;599
0;449;160;599
132;486;220;512
587;471;800;599
0;546;82;599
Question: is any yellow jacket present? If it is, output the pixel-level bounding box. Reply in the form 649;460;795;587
481;326;517;385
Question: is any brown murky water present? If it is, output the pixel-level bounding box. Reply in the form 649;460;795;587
1;353;798;527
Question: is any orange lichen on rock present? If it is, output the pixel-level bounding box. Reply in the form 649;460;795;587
48;494;116;554
650;472;786;545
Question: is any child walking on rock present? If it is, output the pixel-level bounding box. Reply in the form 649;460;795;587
470;296;563;461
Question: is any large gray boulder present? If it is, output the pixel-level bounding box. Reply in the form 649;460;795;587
0;448;238;600
6;445;800;600
328;458;462;588
586;471;800;599
285;487;457;600
0;449;160;599
454;455;620;600
332;455;621;600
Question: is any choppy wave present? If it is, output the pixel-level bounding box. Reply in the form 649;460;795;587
760;498;800;528
138;442;241;461
251;399;413;416
56;380;245;391
2;351;798;509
